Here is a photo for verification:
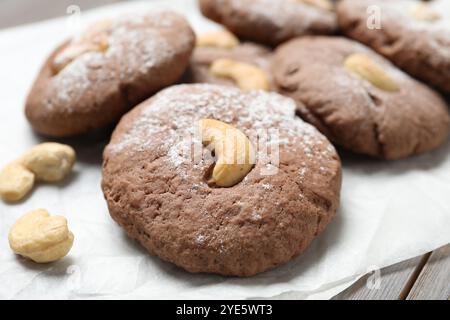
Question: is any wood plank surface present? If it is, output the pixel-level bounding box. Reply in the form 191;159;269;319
333;254;428;300
407;245;450;300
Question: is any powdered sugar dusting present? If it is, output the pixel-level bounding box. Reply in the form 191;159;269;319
49;10;190;111
109;28;174;80
345;0;450;76
196;234;207;245
378;0;450;31
51;54;94;107
261;183;272;190
353;0;450;48
251;211;262;221
299;167;308;180
107;84;337;182
229;0;335;30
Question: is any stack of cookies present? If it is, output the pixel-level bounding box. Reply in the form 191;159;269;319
22;0;449;276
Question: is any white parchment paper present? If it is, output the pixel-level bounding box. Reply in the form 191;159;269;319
0;0;449;300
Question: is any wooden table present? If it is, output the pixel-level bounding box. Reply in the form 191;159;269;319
2;0;449;300
333;244;450;300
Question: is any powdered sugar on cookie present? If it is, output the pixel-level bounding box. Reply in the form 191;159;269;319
230;0;332;29
49;10;190;111
108;84;338;183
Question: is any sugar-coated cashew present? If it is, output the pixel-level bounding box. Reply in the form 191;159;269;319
8;209;74;263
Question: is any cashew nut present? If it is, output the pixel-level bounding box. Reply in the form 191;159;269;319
299;0;334;11
8;209;74;263
344;53;399;92
200;119;255;187
410;3;440;22
196;30;240;49
53;19;111;73
0;143;76;202
0;163;35;202
210;59;270;91
21;143;76;182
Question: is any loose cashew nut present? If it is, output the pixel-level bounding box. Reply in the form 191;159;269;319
0;143;76;202
196;30;240;49
53;19;112;73
344;53;399;92
21;143;76;182
0;163;35;202
210;58;270;91
200;119;255;187
8;209;74;263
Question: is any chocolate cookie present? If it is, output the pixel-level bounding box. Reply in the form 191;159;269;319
199;0;338;46
272;37;450;160
337;0;450;94
184;31;273;90
25;11;195;137
102;84;342;276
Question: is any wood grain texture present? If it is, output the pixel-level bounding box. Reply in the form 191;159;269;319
407;245;450;300
333;255;426;300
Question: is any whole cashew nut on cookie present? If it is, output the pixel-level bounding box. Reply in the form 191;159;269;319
52;19;112;74
344;53;399;92
210;58;270;91
196;30;240;49
410;3;441;22
200;119;255;187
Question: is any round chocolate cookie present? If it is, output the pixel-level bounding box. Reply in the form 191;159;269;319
199;0;338;46
25;11;195;137
272;36;450;160
337;0;450;94
184;38;273;89
102;84;342;276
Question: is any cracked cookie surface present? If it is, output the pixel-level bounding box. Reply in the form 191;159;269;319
102;84;342;276
272;36;450;160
